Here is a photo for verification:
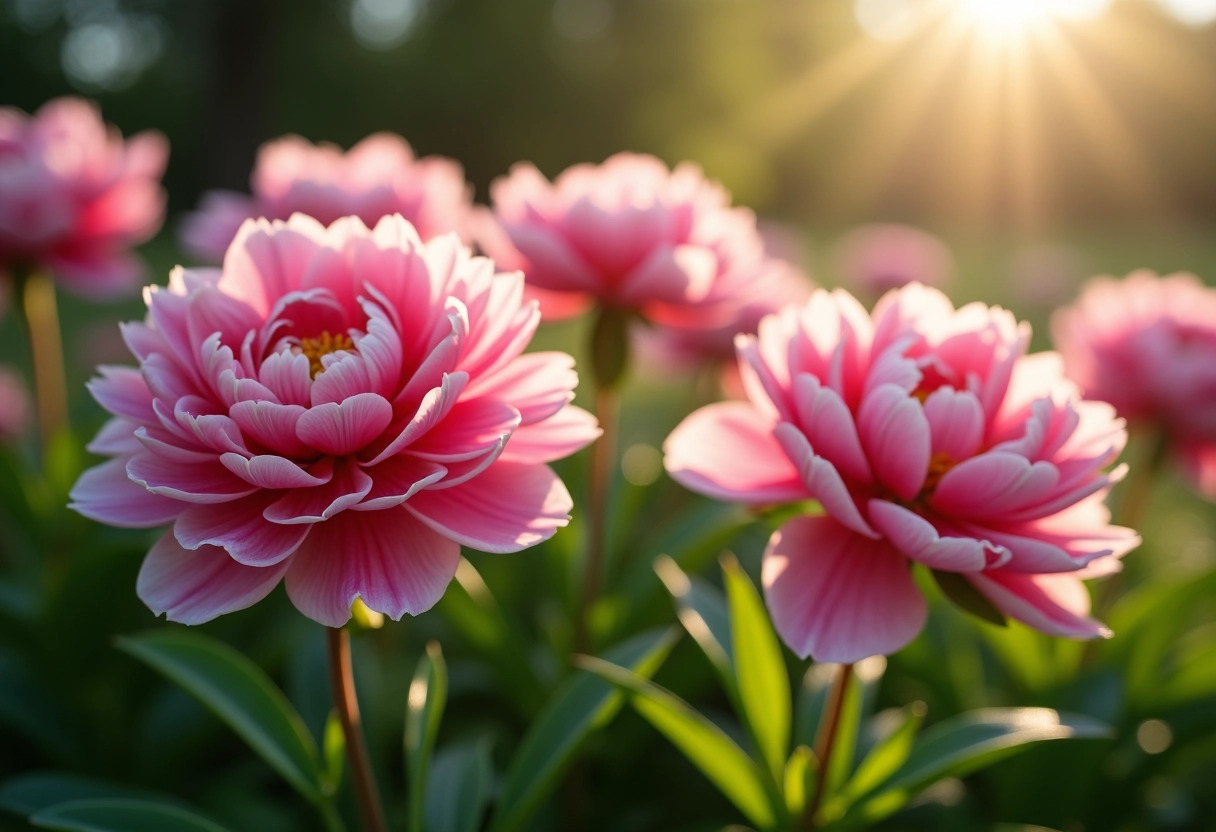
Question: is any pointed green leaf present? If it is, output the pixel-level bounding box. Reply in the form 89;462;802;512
830;702;926;815
405;642;447;832
933;571;1008;627
424;739;494;832
0;773;165;817
576;655;781;830
783;746;818;816
654;555;734;690
722;554;790;782
489;627;678;832
116;631;323;803
846;708;1110;826
322;710;344;797
31;798;229;832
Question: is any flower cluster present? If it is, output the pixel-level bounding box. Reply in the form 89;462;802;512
72;214;599;626
182;134;474;261
0;98;167;297
1053;271;1216;498
666;284;1138;663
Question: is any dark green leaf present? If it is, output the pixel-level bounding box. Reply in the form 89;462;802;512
577;655;781;830
0;653;80;763
424;739;494;832
116;630;323;803
31;798;229;832
933;570;1008;628
0;773;164;817
722;554;790;783
405;642;447;832
829;702;926;816
654;555;734;690
845;708;1110;826
489;627;678;832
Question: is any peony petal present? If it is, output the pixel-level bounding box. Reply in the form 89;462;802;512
500;405;601;463
462;351;578;426
664;401;808;504
791;374;872;484
922;387;985;460
127;452;257;504
263;460;373;524
296;393;393;456
284;508;461;626
228;400;315;457
773;423;878;538
174;494;310;566
356;455;448;511
762;515;926;663
408;398;521;462
931;452;1059;518
857;383;931;501
967;571;1110;639
868;499;1007;572
220;452;332;489
70;458;183;528
137;532;289;624
405;460;572;553
87;366;155;422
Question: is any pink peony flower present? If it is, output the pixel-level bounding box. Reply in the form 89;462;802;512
1053;271;1216;499
834;223;954;295
71;214;600;627
665;284;1137;663
0;366;31;442
482;152;766;327
181;134;474;262
0;97;168;298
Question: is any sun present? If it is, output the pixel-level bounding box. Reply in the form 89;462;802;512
951;0;1114;44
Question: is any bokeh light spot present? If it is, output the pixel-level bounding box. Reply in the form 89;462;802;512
621;443;663;486
1136;719;1174;754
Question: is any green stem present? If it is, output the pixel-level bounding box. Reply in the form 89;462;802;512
804;663;853;830
318;799;348;832
575;382;618;654
15;268;69;457
326;627;388;832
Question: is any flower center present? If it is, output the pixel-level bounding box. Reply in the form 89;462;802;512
922;451;959;495
299;330;355;378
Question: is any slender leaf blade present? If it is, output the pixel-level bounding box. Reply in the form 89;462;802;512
405;642;448;832
116;631;323;803
655;555;735;691
577;655;781;830
424;739;494;832
31;798;229;832
722;555;790;782
489;628;678;832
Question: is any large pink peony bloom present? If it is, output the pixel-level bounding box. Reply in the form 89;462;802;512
71;214;600;627
1053;271;1216;499
182;134;473;262
482;152;766;326
834;223;954;295
665;284;1137;663
0;97;167;298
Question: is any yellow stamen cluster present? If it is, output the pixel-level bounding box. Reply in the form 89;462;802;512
299;331;355;378
922;450;959;495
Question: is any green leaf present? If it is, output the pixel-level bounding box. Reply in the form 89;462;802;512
433;559;543;714
576;655;781;830
830;702;926;814
322;710;344;796
490;627;678;832
933;570;1008;627
654;555;734;691
424;739;494;832
722;554;790;783
31;798;229;832
783;746;818;816
0;773;164;817
116;630;323;804
0;652;81;763
845;708;1110;826
405;642;448;832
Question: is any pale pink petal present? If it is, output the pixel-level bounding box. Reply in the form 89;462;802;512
967;571;1110;639
87;366;155;422
664;401;808;504
922;387;985;460
762;515;926;663
408;398;521;462
405;460;572;553
228;400;314;457
86;418;142;455
356;455;448;511
174;494;310;566
931;452;1059;518
772;423;878;538
857;383;930;501
500;223;600;293
69;458;183;528
792;374;872;483
263;459;373;525
220;452;332;489
137;532;289;624
365;372;469;465
868;499;1006;571
619;244;717;306
284;508;461;626
296;393;393;456
127;453;257;504
499;405;601;463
